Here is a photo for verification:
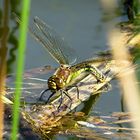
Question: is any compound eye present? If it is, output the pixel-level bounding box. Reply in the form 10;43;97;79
48;80;57;90
55;78;65;88
55;77;63;84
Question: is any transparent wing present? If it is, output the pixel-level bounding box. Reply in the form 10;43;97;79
30;16;76;65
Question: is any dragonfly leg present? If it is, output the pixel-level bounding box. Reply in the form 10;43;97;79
58;89;72;111
57;90;64;110
38;89;49;101
66;85;79;99
45;91;56;104
75;85;79;99
63;90;73;110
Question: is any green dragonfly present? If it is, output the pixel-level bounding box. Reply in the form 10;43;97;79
30;17;106;105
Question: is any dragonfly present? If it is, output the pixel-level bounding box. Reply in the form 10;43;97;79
30;17;106;106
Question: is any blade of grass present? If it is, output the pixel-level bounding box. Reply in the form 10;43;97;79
11;1;31;140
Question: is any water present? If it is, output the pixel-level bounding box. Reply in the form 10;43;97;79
26;0;109;68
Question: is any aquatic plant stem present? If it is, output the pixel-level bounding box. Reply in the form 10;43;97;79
0;0;9;139
11;1;31;140
109;29;140;140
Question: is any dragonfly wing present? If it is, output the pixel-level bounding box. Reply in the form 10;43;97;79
30;16;76;65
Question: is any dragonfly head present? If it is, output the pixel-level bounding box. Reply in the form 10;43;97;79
48;75;65;91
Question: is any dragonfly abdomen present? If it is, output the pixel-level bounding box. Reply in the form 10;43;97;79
71;64;105;83
85;65;105;82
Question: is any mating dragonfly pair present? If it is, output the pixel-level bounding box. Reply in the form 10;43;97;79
31;17;107;107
